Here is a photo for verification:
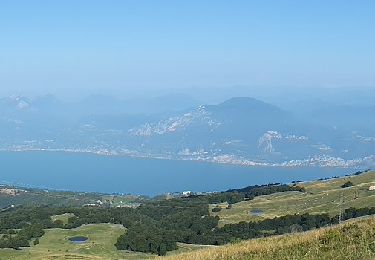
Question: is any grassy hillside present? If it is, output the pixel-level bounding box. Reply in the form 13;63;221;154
0;186;143;209
211;171;375;226
164;216;375;260
0;187;102;208
0;171;373;259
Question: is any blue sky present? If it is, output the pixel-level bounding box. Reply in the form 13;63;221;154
0;1;374;98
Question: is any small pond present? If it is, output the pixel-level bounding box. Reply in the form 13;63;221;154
249;209;264;216
68;236;88;244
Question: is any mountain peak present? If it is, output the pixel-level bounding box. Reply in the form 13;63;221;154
210;97;283;114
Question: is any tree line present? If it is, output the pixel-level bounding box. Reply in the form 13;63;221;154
186;183;305;204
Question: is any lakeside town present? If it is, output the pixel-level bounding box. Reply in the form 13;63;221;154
0;142;373;169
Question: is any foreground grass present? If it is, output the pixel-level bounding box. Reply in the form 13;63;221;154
0;224;154;260
164;216;375;260
212;171;375;226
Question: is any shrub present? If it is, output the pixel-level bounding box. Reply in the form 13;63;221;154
341;181;354;188
212;207;222;213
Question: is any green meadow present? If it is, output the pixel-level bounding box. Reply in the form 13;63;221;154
0;224;153;260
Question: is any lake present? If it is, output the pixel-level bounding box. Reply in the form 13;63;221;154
68;236;89;244
0;151;355;196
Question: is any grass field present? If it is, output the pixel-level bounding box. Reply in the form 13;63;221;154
211;171;375;226
0;224;154;260
164;216;375;260
51;213;75;225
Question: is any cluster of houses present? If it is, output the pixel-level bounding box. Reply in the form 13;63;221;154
0;204;15;212
82;200;105;207
0;188;26;196
83;197;141;208
164;190;213;199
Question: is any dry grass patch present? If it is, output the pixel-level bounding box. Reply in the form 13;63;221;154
164;217;375;260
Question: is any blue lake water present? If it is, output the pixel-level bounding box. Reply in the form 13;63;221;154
0;151;354;196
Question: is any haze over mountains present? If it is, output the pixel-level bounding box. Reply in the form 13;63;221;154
1;92;374;168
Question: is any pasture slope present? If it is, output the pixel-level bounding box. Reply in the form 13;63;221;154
164;216;375;260
211;171;375;226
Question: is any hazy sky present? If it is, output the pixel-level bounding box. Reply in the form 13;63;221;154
0;1;374;98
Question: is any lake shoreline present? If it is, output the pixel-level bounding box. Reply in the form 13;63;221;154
0;147;368;169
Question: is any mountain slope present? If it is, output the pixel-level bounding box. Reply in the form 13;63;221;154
164;216;375;260
127;97;315;161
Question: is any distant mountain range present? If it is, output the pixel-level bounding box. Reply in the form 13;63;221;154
0;94;374;168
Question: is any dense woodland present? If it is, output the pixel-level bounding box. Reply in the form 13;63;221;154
0;183;374;256
184;183;305;204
